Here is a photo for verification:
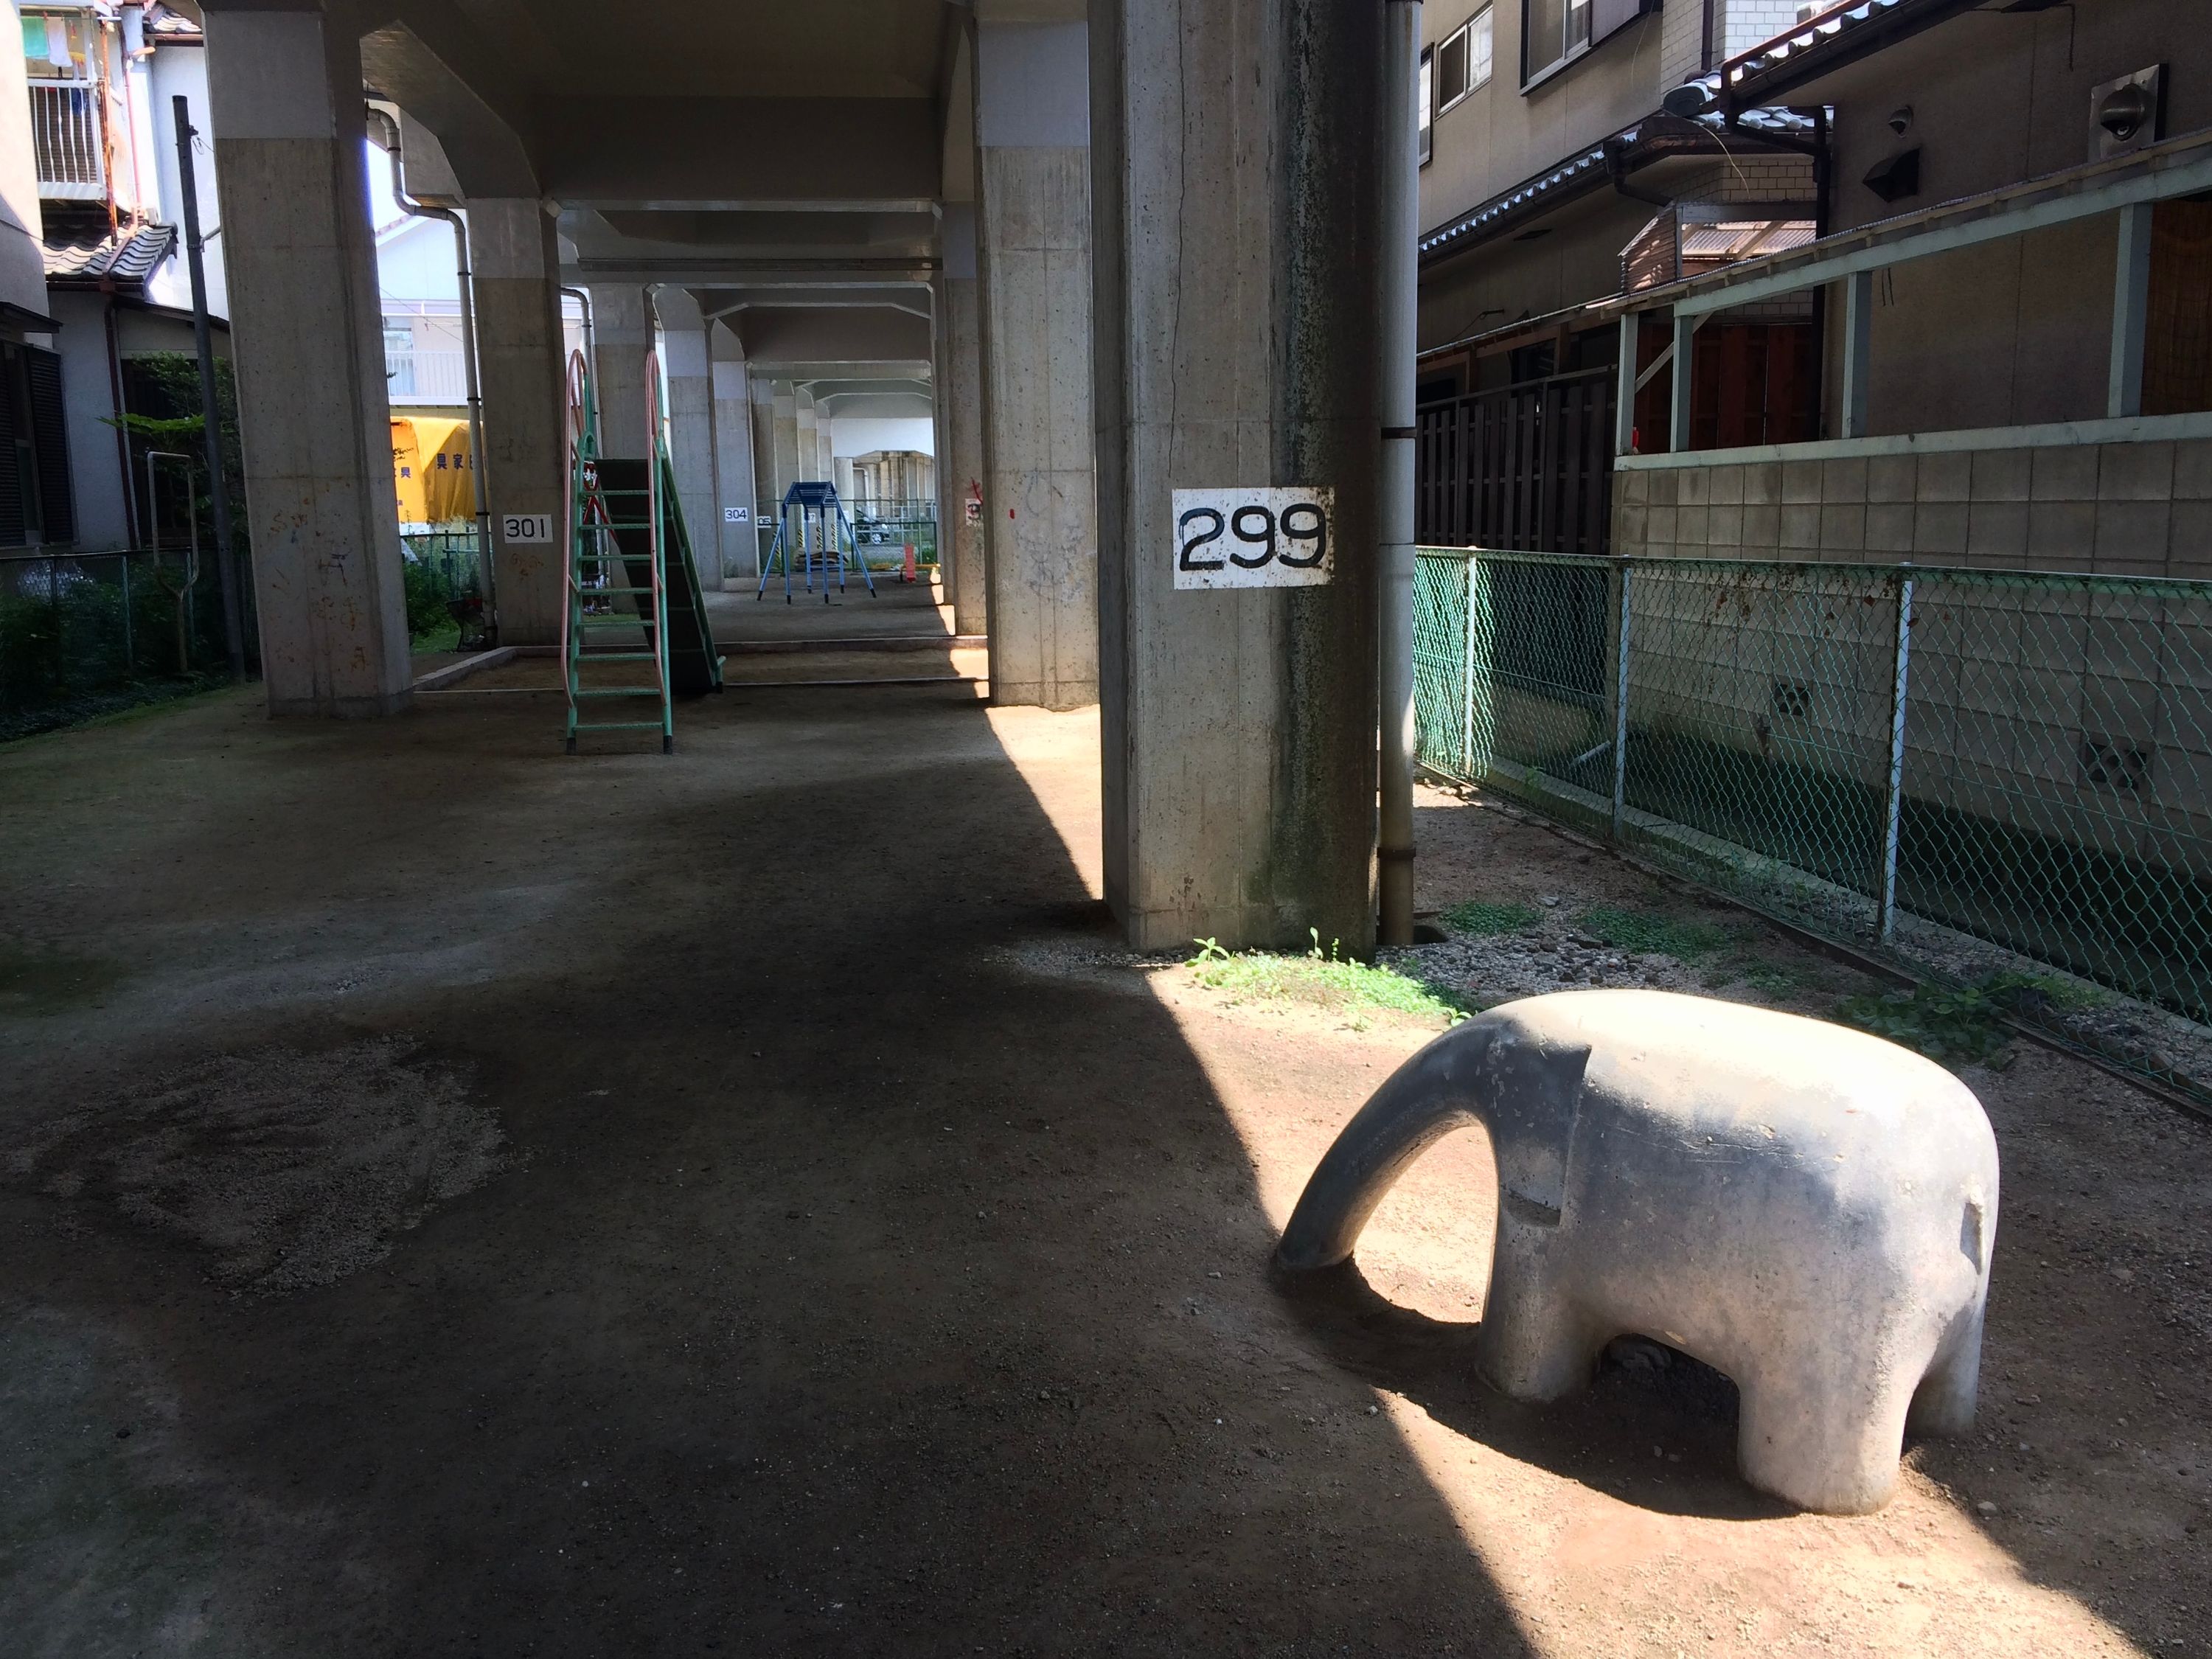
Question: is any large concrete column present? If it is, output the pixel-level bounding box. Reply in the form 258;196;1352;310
1090;0;1382;951
770;380;801;494
934;237;988;634
205;8;408;715
711;324;759;583
469;198;566;645
653;288;717;570
795;389;822;481
588;285;651;459
973;15;1097;709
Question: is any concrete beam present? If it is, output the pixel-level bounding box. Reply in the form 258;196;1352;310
538;99;942;204
358;20;538;198
729;306;933;364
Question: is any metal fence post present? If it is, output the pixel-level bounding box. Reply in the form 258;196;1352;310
1461;554;1478;777
1879;568;1915;945
119;554;134;678
1611;560;1632;841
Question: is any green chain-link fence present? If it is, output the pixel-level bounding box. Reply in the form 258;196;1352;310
1415;546;2212;1102
1;548;255;741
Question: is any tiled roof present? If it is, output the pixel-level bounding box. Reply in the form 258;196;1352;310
1418;93;1815;262
1720;0;1980;106
44;223;178;293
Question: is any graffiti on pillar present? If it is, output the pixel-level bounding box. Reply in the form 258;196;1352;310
964;480;984;526
1170;487;1335;590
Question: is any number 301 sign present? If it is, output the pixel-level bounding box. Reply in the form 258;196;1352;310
1171;487;1335;590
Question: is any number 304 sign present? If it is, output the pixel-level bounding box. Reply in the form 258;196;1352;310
1171;487;1334;590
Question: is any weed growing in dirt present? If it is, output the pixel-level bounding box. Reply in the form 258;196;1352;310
1577;905;1733;963
1831;971;2098;1069
1440;899;1539;936
1832;982;2014;1068
1188;931;1470;1026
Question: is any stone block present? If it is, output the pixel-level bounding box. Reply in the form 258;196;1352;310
1913;502;1969;557
1820;504;1865;552
2025;501;2097;566
1708;465;1745;506
2174;438;2212;501
2094;500;2174;575
1677;505;1711;546
2098;440;2175;501
1916;451;1972;502
2030;444;2099;502
1966;501;2028;565
2169;501;2212;576
1782;459;1823;504
1781;504;1821;551
1742;503;1781;550
1969;448;2029;503
1680;467;1711;507
1865;503;1913;554
1743;462;1782;504
1822;456;1868;503
1867;453;1916;504
1708;504;1745;551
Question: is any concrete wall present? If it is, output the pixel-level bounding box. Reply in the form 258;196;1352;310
46;291;152;552
1614;437;2212;580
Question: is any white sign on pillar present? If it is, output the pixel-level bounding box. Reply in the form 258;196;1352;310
724;506;751;524
1169;487;1335;590
501;513;554;543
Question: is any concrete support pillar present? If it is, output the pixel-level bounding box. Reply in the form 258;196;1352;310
653;288;717;570
205;8;408;715
1090;0;1382;950
469;198;566;645
711;324;759;583
588;285;651;459
796;390;821;482
770;380;801;495
934;238;988;634
974;16;1096;708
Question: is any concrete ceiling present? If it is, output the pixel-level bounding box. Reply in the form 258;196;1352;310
340;0;984;394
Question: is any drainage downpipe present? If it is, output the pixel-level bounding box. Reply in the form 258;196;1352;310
1377;0;1422;948
366;108;498;642
560;285;598;429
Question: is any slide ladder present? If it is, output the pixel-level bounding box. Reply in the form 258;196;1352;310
560;350;723;754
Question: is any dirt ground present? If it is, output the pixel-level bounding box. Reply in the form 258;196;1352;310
0;656;2205;1657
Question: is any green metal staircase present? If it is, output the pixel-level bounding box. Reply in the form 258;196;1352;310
561;350;723;754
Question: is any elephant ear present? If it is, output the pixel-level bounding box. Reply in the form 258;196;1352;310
1475;1032;1592;1227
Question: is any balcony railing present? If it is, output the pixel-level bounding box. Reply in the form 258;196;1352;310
31;83;104;201
385;348;470;406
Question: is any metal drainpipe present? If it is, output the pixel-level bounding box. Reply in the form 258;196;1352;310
1377;0;1422;948
560;285;598;429
366;107;498;641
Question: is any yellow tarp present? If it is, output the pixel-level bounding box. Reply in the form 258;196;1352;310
390;417;476;524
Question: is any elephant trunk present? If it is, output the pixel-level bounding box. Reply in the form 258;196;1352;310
1276;1040;1484;1272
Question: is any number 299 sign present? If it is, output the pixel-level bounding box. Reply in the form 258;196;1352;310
1172;487;1334;590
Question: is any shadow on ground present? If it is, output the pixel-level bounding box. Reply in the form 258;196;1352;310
0;682;1536;1658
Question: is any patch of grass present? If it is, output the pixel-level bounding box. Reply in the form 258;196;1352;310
1188;931;1471;1026
1831;981;2014;1068
1577;905;1734;963
1440;899;1538;936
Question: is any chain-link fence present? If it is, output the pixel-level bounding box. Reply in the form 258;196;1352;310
0;547;254;740
1415;546;2212;1102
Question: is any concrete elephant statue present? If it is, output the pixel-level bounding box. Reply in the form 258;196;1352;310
1277;989;1999;1514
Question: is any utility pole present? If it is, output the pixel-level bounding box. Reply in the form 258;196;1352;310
172;94;245;682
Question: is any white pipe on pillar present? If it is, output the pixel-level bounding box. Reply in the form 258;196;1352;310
366;107;496;636
1377;0;1422;948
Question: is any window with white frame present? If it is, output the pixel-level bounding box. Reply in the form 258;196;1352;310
1434;8;1492;116
1524;0;1592;83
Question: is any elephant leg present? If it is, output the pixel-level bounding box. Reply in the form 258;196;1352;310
1474;1231;1602;1402
1735;1349;1921;1515
1907;1295;1986;1439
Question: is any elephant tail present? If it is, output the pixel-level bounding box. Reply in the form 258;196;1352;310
1276;1037;1485;1272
